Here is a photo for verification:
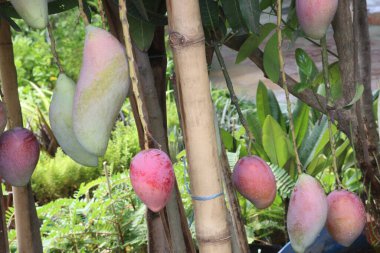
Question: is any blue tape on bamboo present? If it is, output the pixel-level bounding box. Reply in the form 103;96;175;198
181;157;224;201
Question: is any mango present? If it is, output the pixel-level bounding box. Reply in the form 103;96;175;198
232;156;276;209
10;0;48;29
0;128;40;187
0;101;7;133
49;73;98;167
296;0;338;39
73;25;130;156
130;149;175;212
326;190;366;247
287;174;328;253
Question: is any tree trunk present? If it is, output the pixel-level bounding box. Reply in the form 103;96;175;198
0;19;42;253
166;1;232;252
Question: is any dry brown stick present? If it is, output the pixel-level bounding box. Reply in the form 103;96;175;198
118;0;149;150
97;0;107;29
47;22;64;73
0;184;9;253
276;0;302;174
78;0;90;26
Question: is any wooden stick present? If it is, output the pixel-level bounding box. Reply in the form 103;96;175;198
0;17;42;253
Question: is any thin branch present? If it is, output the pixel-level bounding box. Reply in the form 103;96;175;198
118;0;149;149
98;0;107;29
78;0;90;26
321;35;342;187
276;0;302;175
47;22;64;73
213;45;255;149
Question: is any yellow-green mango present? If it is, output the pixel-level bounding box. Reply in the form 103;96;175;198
10;0;48;29
73;25;130;156
49;73;98;167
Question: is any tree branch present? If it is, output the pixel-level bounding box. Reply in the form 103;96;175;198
223;35;352;137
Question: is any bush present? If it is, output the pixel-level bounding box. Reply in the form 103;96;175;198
32;119;140;203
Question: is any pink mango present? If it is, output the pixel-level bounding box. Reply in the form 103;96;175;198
287;174;328;253
0;128;40;187
326;190;366;247
0;101;7;133
296;0;339;40
73;25;130;156
232;156;276;209
130;149;175;212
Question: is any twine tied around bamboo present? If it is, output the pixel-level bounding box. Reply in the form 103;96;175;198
181;157;224;201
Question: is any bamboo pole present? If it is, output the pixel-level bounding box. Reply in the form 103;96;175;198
166;1;232;252
0;184;9;253
0;19;42;253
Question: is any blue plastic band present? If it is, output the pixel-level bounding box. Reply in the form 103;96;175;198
181;157;224;201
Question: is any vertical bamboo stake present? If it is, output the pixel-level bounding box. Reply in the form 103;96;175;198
0;19;43;253
166;1;232;252
0;184;9;253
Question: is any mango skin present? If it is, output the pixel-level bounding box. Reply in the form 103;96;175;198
73;25;130;156
287;174;328;253
296;0;338;40
130;149;175;212
49;73;98;167
0;101;7;133
0;128;40;187
10;0;48;29
326;190;366;247
232;156;276;209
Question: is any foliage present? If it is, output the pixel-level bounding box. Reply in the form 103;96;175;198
9;173;147;253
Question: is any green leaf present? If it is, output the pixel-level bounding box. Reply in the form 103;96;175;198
236;23;276;64
262;115;292;167
306;154;328;176
299;116;328;167
313;62;342;100
200;0;219;35
220;128;234;150
269;163;295;198
343;84;364;109
128;15;156;51
131;0;149;21
292;101;310;147
256;81;271;126
220;0;245;31
260;0;276;10
295;48;318;85
263;32;280;83
293;81;310;93
239;0;260;34
267;89;286;130
246;113;262;145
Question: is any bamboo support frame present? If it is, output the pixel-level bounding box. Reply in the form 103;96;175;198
166;0;232;252
0;18;42;253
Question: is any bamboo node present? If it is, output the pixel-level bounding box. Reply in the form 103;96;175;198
169;32;205;50
198;230;231;245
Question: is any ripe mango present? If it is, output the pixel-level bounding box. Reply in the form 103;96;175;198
49;73;98;167
296;0;338;39
232;156;276;209
326;190;366;247
10;0;48;29
130;149;175;212
73;25;130;156
0;128;40;187
287;174;328;253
